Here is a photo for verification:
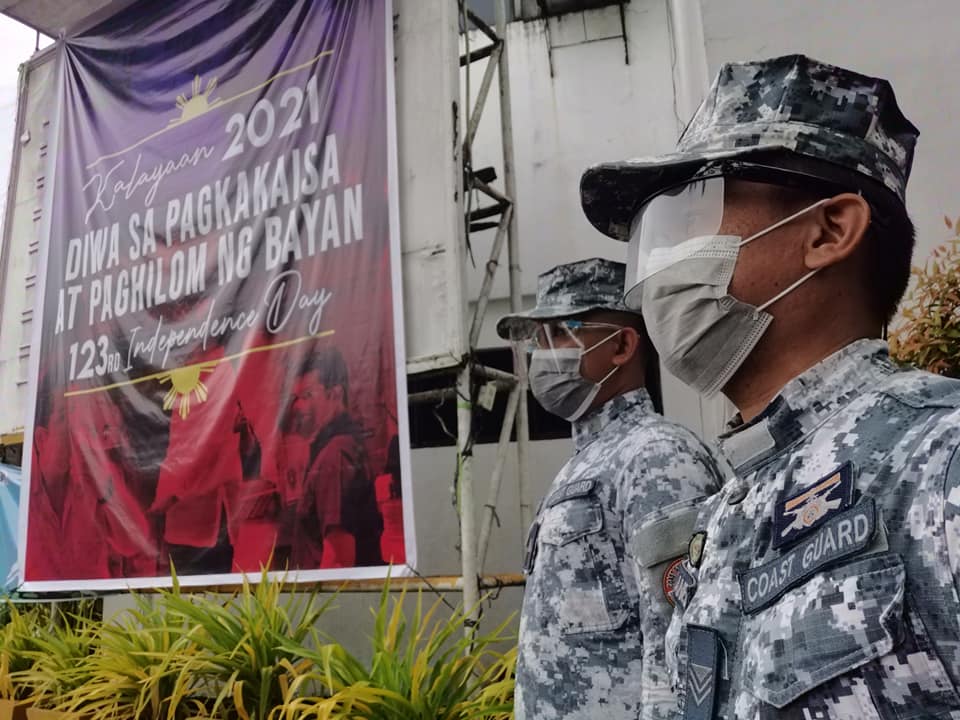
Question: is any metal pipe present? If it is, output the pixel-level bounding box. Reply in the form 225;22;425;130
494;0;533;549
473;364;517;384
456;363;481;631
156;574;527;595
466;8;500;43
465;43;503;149
478;385;520;570
468;204;513;347
408;388;456;405
459;42;499;67
470;177;510;204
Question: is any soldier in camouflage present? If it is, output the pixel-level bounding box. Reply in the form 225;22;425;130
581;54;960;718
497;258;725;720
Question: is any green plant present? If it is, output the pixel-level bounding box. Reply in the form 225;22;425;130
0;577;517;720
58;589;203;720
0;604;43;701
14;603;100;709
163;569;333;720
890;215;960;376
277;585;516;720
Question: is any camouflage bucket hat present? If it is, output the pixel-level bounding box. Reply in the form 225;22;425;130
581;54;920;240
496;258;637;340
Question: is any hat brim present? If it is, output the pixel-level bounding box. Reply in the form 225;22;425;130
580;147;784;241
496;304;628;341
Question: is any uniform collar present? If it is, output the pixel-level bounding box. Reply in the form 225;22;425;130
572;387;654;452
718;339;896;475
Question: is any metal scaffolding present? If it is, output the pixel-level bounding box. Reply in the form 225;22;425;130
406;0;529;631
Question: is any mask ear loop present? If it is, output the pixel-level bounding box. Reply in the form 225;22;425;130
738;198;830;247
736;198;831;313
581;328;624;387
581;328;623;355
756;269;820;312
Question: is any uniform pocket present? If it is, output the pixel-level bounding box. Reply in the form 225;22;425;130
741;552;905;709
629;496;705;618
538;496;630;635
630;495;704;569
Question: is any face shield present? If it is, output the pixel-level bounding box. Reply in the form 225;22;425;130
510;319;624;358
624;177;727;308
514;319;624;422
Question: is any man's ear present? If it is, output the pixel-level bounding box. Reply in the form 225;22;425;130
804;193;871;270
611;327;640;367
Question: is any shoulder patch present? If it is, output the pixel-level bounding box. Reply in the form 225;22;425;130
662;557;684;605
773;462;854;549
671;559;698;611
688;531;707;569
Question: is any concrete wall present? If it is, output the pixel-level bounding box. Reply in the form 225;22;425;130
0;48;54;445
699;0;960;311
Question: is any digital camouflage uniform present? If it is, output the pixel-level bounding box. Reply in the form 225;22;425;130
664;341;960;719
580;55;960;718
498;259;725;720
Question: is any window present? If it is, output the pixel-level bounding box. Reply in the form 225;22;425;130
407;346;662;449
460;0;515;32
519;0;625;20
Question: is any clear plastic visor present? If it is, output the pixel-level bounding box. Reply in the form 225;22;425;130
625;176;726;289
513;320;623;353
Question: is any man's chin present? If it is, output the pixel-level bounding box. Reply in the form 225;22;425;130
290;417;314;437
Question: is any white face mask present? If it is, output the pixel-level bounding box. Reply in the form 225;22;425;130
639;199;828;397
528;329;622;422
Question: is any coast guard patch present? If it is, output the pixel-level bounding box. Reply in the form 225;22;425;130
773;462;854;549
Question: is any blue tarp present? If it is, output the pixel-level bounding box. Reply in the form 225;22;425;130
0;464;20;592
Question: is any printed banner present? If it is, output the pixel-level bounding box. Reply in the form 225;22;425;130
21;0;412;590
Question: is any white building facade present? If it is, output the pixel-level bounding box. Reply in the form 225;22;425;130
0;0;957;635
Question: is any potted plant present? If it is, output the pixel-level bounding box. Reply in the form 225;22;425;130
276;584;517;719
57;588;202;720
0;604;42;720
13;603;99;720
889;215;960;376
161;568;332;719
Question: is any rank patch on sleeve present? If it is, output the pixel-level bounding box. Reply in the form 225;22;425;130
772;462;854;549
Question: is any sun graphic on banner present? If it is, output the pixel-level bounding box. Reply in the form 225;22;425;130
170;75;222;124
158;361;219;419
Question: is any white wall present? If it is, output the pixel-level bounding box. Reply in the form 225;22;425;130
463;2;681;302
699;0;960;314
462;1;724;438
0;48;54;442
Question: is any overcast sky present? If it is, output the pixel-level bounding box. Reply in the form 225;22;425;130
0;16;51;226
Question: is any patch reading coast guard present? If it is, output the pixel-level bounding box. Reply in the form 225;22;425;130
545;478;596;508
740;497;876;614
772;462;854;549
